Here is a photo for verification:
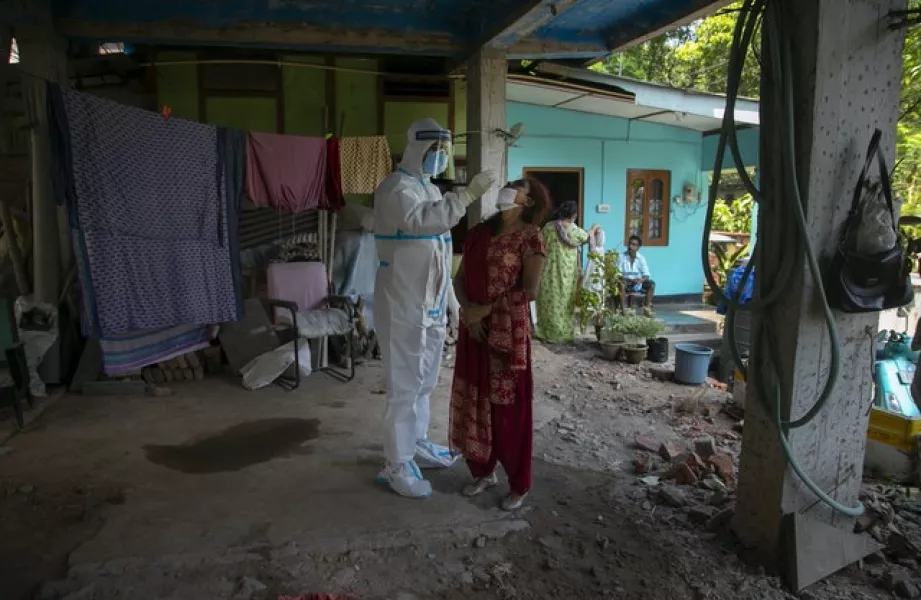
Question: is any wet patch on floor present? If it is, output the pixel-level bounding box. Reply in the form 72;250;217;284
143;418;320;474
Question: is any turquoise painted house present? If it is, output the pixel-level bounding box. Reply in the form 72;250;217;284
504;63;760;300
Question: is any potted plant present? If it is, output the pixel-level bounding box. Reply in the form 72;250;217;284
576;287;601;338
618;310;640;346
602;249;622;309
579;248;622;343
620;311;665;364
623;344;647;364
598;311;626;360
641;309;669;362
636;310;665;338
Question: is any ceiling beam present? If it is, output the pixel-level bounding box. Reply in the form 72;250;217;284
0;0;52;29
55;16;611;63
507;36;609;60
477;0;583;51
53;18;464;57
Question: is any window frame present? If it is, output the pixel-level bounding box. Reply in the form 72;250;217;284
196;50;285;133
624;169;671;247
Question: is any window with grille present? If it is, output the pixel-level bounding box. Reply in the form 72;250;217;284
625;169;670;247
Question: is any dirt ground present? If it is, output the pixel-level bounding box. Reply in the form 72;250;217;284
1;341;919;600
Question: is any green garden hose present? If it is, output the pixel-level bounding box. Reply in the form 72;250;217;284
704;0;864;517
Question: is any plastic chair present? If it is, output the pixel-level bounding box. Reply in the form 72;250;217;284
267;261;356;382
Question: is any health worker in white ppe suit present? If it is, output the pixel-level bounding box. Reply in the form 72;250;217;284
374;118;497;498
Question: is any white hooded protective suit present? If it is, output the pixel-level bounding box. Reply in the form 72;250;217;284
373;118;469;497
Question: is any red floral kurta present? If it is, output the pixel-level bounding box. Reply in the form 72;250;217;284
450;224;546;462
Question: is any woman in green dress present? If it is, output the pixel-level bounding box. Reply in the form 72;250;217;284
535;201;599;343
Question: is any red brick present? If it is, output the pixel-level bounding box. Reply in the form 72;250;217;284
658;442;685;462
706;378;729;392
670;463;700;486
708;454;736;486
633;436;659;453
682;452;707;473
694;436;716;458
633;454;654;474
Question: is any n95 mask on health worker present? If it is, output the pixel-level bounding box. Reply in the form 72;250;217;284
422;150;448;176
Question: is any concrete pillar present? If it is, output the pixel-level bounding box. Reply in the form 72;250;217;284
465;48;507;225
17;25;68;304
734;0;904;588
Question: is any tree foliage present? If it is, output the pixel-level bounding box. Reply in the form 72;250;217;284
897;0;921;212
594;2;760;97
711;194;753;233
595;0;921;222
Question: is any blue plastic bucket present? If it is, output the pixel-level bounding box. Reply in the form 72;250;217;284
674;343;714;385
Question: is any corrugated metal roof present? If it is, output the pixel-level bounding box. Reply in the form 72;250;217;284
509;63;760;133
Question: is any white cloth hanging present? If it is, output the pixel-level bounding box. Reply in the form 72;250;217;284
582;229;606;300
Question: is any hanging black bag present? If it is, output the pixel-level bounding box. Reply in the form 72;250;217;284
827;129;913;313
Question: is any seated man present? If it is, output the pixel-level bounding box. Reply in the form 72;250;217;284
618;235;655;309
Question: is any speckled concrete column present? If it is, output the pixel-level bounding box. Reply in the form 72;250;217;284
734;0;905;587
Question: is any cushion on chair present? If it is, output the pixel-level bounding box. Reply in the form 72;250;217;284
266;262;329;322
292;309;352;338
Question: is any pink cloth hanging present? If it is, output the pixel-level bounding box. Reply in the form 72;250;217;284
245;132;327;213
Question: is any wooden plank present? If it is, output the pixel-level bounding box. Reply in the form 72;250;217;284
55;19;463;57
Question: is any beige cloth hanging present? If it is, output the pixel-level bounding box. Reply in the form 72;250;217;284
339;136;392;194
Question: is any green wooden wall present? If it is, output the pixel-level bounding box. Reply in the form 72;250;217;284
155;51;198;121
283;55;326;136
154;53;466;205
383;101;449;155
206;97;278;133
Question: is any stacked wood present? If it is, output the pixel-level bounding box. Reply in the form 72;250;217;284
141;346;224;385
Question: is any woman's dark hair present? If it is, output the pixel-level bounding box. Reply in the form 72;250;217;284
552;201;579;222
484;177;551;235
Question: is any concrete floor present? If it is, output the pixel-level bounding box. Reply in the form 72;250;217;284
655;304;720;331
0;352;566;582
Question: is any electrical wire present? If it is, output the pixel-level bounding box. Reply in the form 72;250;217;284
704;0;864;517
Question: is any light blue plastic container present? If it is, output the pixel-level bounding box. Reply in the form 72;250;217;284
674;343;714;385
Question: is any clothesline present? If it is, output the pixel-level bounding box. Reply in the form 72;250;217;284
140;58;464;80
47;85;386;347
7;58;462;82
51;86;390;222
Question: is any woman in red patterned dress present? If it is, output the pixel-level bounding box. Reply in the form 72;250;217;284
449;177;549;510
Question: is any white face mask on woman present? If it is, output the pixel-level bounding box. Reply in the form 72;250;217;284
495;187;519;212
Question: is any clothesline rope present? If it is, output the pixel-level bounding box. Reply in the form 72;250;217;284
144;58;457;80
